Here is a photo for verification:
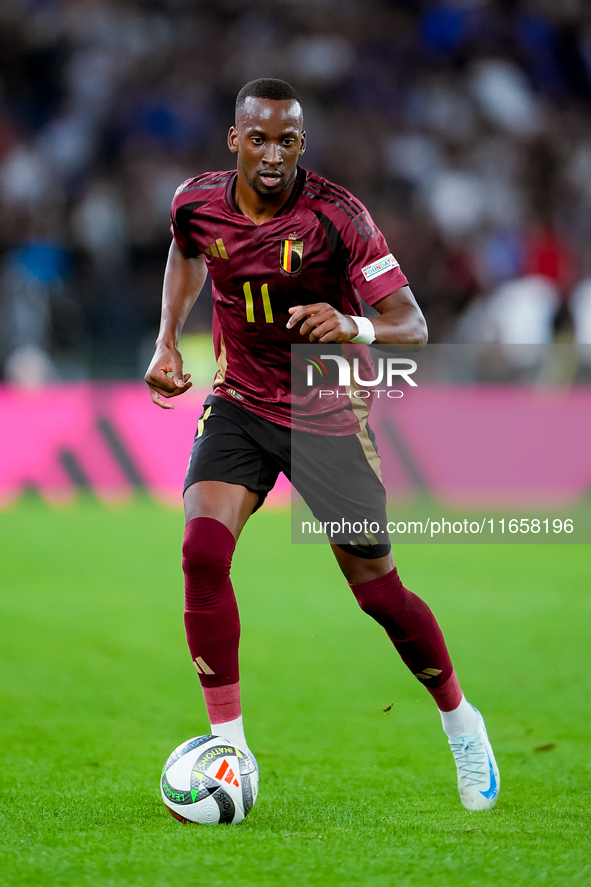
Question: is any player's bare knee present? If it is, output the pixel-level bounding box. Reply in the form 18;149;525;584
334;546;394;586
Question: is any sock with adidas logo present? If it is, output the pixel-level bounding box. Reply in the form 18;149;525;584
182;515;252;752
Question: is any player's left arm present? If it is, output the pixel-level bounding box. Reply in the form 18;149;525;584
287;285;427;346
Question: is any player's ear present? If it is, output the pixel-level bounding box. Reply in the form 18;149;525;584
228;126;239;154
299;131;306;155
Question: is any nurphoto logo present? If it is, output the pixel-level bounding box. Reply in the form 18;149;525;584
305;354;418;398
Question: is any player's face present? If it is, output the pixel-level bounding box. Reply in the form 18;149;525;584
228;98;306;199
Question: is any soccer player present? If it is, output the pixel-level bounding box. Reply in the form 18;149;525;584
145;79;499;811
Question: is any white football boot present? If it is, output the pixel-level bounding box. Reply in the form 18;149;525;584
449;707;500;810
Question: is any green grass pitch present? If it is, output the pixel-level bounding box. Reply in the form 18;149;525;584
0;497;589;887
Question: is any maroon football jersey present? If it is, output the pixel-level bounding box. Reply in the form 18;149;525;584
170;166;409;431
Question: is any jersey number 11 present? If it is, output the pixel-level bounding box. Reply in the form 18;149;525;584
243;282;274;324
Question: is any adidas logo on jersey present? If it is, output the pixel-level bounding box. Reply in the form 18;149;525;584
204;238;228;259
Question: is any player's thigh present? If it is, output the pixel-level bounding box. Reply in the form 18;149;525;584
184;480;259;540
291;425;390;553
183;397;278;539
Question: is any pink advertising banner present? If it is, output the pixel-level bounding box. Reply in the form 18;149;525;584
0;383;590;508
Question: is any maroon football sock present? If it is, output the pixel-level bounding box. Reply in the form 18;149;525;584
426;669;463;711
202;682;242;724
182;517;241;693
349;567;461;703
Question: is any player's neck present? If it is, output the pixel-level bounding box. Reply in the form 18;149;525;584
233;174;296;225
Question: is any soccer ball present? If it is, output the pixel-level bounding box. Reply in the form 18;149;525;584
160;734;259;824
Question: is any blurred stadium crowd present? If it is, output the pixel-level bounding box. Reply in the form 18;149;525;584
1;0;591;382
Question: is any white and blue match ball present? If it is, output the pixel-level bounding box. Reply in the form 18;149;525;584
160;734;259;824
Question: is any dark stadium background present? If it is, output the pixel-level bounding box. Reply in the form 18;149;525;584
1;0;591;384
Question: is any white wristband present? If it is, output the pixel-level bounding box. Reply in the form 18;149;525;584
348;315;376;345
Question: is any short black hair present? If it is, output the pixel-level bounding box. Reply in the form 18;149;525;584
235;79;302;119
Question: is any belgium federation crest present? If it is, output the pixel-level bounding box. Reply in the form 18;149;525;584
280;239;304;273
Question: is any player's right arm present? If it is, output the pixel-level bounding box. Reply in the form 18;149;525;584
144;240;208;409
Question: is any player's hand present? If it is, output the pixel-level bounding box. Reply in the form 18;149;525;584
144;344;192;409
286;303;358;343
